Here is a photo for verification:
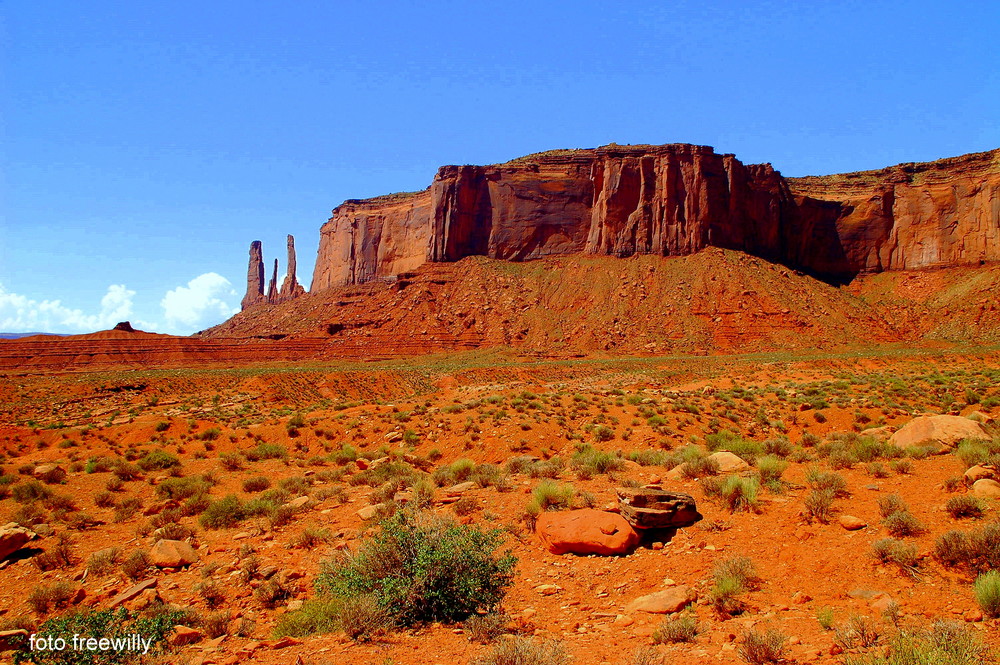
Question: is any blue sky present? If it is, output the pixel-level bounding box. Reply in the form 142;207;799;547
2;1;998;334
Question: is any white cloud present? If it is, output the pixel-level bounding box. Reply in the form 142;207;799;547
0;282;138;333
160;272;239;333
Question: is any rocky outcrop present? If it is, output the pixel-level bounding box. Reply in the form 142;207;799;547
241;241;266;309
241;236;307;310
537;509;640;555
309;144;1000;290
277;235;305;302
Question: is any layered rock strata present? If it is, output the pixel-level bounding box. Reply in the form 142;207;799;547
310;144;999;289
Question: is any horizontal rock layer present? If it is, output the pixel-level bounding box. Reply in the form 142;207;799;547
311;144;1000;289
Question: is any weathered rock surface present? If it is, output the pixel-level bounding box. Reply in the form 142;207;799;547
616;488;702;529
32;463;67;483
0;523;33;561
965;465;997;484
707;451;752;473
537;509;640;555
310;144;1000;290
972;478;1000;498
839;515;867;531
888;415;990;451
625;585;697;614
149;539;199;567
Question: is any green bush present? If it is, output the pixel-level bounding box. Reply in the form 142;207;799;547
13;607;182;664
974;570;1000;618
946;496;984;519
843;620;987;665
199;495;246;529
315;510;516;625
13;481;52;503
136;450;179;471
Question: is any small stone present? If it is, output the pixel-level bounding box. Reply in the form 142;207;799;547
150;539;199;568
972;479;1000;498
169;625;203;646
839;515;866;531
271;636;301;649
625;586;697;614
791;591;812;604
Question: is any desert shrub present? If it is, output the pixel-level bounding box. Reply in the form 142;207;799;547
27;582;75;614
804;489;836;523
197;582;227;609
738;627;787;664
218;452;245;471
804;467;848;496
94;491;116;508
681;455;720;478
85;548;120;577
242;476;271;493
816;606;835;631
156;476;210;500
471;637;570;665
877;494;907;518
755;455;788;484
652;611;699;643
890;458;912;474
137;449;180;471
121;550;150;581
529;480;575;512
273;597;343;637
871;538;919;570
112;496;143;523
254;579;292;608
717;476;760;513
842;620;987;665
331;444;358;465
465;611;509;643
279;475;311;495
882;511;924;537
244;442;287;462
946;495;984;519
835;614;881;650
866;462;889;478
12;504;47;528
710;557;760;615
33;533;75;571
199;495;246;529
430;458;473;487
13;480;51;503
12;607;182;664
974;570;1000;617
154;421;170;432
315;509;516;625
955;440;992;468
201;610;229;638
294;527;333;549
571;445;624;476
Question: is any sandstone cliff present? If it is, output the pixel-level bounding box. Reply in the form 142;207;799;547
309;144;999;289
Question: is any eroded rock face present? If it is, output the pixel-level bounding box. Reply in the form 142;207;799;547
277;235;306;303
309;144;1000;290
888;415;990;452
616;488;702;529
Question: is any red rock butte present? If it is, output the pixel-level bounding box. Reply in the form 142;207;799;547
292;143;999;297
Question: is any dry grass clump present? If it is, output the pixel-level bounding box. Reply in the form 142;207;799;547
945;495;984;519
472;637;571;665
738;627;787;664
710;556;761;615
871;538;919;571
652;611;699;643
28;581;75;614
464;611;510;643
974;570;1000;618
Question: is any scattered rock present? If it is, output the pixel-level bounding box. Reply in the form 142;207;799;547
150;539;199;568
32;464;67;483
707;451;751;473
169;625;203;647
0;629;28;652
791;591;812;604
888;415;990;452
108;579;158;608
537;509;640;555
0;524;34;561
616;488;702;529
357;504;387;520
971;478;1000;498
625;586;697;614
964;465;997;484
286;496;312;510
839;515;866;531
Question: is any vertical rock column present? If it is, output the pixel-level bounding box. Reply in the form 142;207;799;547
267;259;279;303
241;241;265;310
278;234;305;302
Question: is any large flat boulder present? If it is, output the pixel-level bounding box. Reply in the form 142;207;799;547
888;415;990;452
537;509;640;556
617;488;702;529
